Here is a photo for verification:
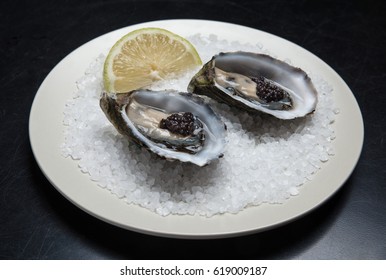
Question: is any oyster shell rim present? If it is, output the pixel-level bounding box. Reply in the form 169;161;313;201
188;51;318;120
100;89;227;167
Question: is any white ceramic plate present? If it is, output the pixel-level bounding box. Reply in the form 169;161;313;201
29;20;364;239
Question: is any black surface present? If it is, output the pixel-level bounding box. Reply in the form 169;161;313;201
1;0;385;259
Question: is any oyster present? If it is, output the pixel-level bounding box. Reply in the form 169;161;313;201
188;52;318;119
100;90;226;166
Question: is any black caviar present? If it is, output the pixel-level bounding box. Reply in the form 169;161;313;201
159;112;202;137
252;76;289;103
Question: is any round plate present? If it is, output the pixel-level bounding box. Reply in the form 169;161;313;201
29;20;364;239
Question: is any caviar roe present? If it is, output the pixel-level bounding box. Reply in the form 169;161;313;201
252;76;290;103
160;112;202;137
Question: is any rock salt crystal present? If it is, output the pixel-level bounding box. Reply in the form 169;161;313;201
61;34;337;217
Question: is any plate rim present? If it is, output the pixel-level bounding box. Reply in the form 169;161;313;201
29;19;364;239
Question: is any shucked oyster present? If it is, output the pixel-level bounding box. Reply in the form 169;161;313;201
100;90;226;166
188;52;318;119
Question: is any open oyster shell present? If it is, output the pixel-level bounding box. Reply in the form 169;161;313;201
188;52;318;119
100;90;226;166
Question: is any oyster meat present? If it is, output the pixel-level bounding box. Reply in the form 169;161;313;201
100;90;226;166
188;52;318;119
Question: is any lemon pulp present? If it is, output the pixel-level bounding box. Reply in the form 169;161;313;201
103;27;202;93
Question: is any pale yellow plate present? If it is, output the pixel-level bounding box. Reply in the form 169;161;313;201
29;20;364;238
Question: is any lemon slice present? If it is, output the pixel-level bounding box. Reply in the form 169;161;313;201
103;27;202;93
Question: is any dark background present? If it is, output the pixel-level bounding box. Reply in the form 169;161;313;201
1;0;385;259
